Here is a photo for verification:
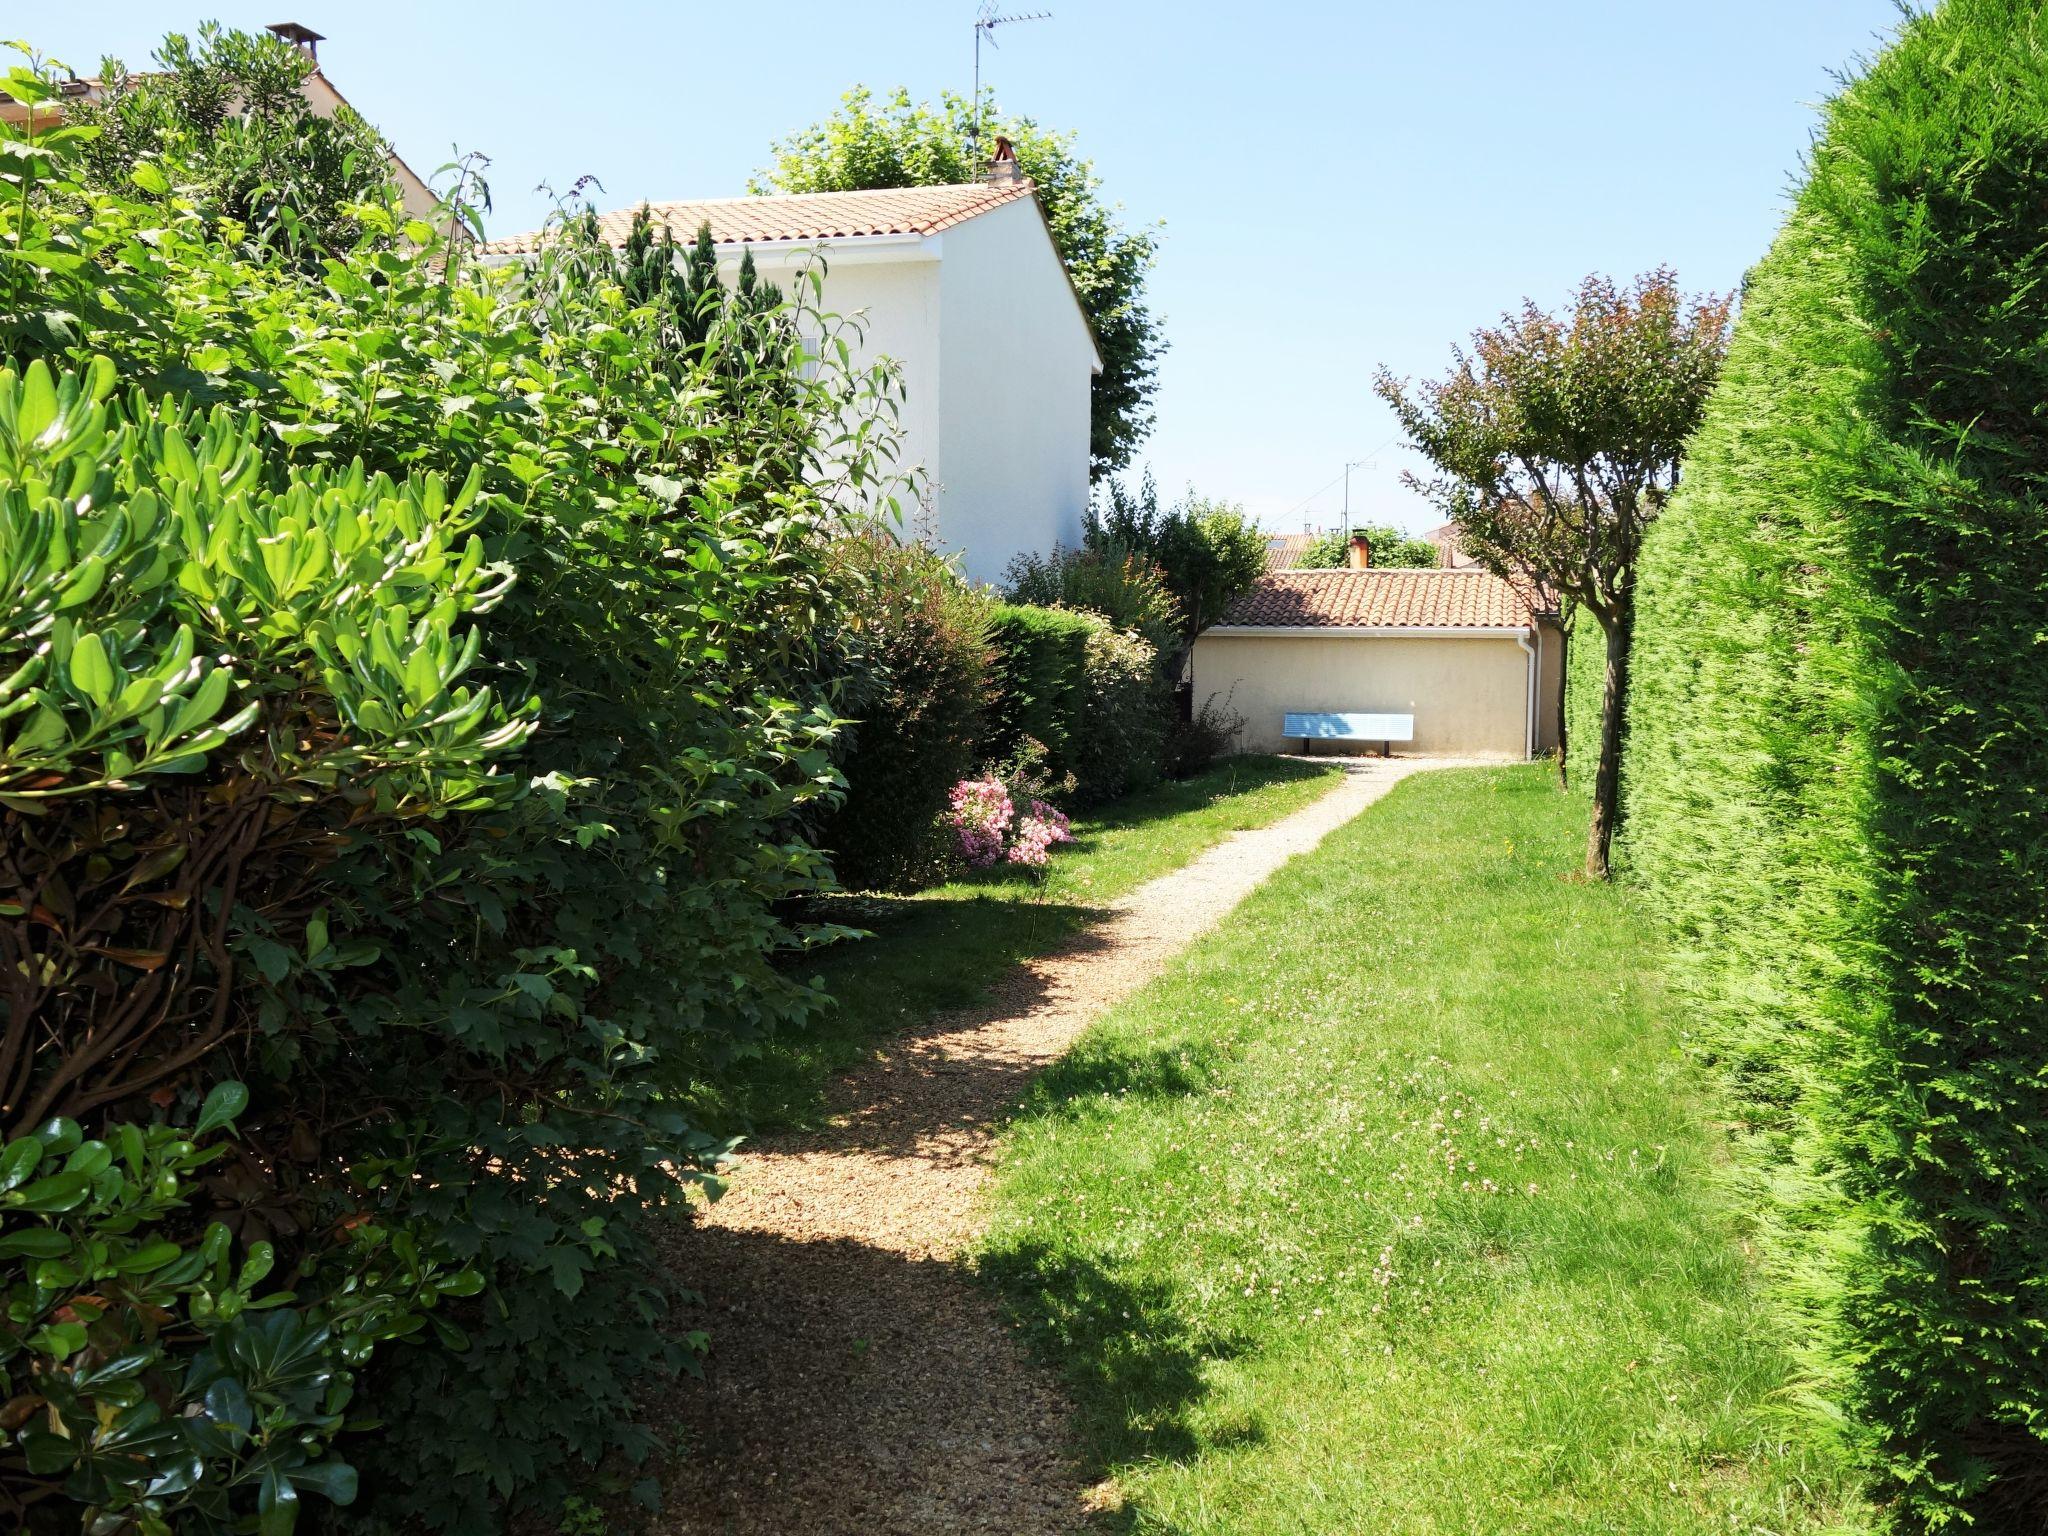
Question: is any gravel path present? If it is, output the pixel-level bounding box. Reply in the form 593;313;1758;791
657;756;1465;1535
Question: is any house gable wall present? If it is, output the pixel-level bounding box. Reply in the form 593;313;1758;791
933;197;1095;583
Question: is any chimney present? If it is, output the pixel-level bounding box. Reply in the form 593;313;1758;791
1346;535;1372;570
267;21;326;61
985;134;1022;187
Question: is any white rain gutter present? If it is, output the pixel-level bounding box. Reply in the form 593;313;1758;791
1515;628;1538;760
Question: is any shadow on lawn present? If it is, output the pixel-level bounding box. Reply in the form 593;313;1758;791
978;1236;1255;1498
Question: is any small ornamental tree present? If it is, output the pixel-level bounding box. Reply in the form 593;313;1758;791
758;86;1164;478
1374;271;1732;876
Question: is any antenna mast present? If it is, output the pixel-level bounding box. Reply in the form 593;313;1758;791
972;4;1051;170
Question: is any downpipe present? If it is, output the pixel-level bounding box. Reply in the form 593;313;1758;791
1515;628;1537;760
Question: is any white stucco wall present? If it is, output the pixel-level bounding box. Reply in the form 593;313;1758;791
734;204;1094;583
933;199;1096;583
1190;631;1547;759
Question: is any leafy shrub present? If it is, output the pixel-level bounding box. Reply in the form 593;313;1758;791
1004;541;1180;653
0;1085;478;1533
3;32;906;1530
1296;524;1439;569
984;603;1096;778
1068;621;1170;805
1167;688;1246;776
1619;3;2048;1524
72;24;398;261
817;532;996;891
1087;472;1267;636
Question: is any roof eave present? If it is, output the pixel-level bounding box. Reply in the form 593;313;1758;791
1203;624;1534;638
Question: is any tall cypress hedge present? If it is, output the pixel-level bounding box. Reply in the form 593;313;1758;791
1619;4;2048;1525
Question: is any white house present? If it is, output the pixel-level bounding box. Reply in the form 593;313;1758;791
487;169;1102;585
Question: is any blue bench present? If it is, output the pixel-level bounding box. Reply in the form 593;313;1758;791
1283;711;1416;758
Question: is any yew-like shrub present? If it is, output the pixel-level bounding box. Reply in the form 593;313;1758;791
1620;3;2048;1524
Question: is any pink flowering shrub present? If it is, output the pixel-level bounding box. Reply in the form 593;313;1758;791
1007;799;1074;867
948;777;1014;867
946;780;1074;870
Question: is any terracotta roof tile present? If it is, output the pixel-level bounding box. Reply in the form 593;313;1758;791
1216;569;1537;630
483;182;1038;256
1263;532;1315;571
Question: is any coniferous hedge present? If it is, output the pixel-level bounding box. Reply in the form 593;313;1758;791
985;603;1096;775
1619;3;2048;1525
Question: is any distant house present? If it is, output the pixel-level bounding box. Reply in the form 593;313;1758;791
1191;565;1563;759
0;22;440;222
1425;521;1482;569
486;159;1103;586
1264;532;1316;571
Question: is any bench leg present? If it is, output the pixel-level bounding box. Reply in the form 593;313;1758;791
1381;740;1390;758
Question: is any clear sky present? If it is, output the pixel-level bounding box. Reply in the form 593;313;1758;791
28;1;1907;533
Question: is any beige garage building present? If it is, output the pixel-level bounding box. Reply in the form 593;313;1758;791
1191;566;1563;759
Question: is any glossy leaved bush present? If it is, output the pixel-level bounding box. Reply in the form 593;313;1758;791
0;1084;481;1533
1620;2;2048;1525
2;27;906;1533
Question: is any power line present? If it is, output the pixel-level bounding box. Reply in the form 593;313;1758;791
1275;433;1406;525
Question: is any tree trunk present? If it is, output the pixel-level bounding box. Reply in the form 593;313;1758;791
1585;605;1633;880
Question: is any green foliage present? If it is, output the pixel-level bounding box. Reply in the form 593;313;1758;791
1087;471;1267;637
1375;271;1731;875
0;1089;480;1533
1;29;908;1531
984;603;1096;782
758;86;1163;477
1295;523;1439;569
1004;541;1180;655
1619;3;2048;1524
818;532;997;892
1068;622;1169;807
71;24;400;260
1560;608;1603;791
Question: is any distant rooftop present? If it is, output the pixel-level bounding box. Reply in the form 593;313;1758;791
1217;568;1542;630
483;181;1039;256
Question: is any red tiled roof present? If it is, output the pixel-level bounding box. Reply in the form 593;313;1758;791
1216;569;1538;630
483;182;1038;256
1264;532;1315;571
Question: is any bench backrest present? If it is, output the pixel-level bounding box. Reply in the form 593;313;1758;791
1283;711;1416;741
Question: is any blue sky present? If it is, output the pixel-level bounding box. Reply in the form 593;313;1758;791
30;2;1907;533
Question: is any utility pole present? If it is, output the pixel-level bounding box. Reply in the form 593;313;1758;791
971;5;1052;169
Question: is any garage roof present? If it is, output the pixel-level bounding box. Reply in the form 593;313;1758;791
1216;569;1538;630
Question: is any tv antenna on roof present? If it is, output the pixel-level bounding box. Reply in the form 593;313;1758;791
971;4;1051;170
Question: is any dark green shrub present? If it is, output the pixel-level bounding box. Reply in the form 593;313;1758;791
1620;3;2048;1523
819;532;996;891
1067;620;1169;805
0;1086;478;1532
985;603;1096;778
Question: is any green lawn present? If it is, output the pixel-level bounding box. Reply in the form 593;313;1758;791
688;756;1343;1136
978;765;1868;1535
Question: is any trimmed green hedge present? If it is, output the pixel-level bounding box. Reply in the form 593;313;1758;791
1560;609;1605;791
986;602;1096;776
1619;3;2048;1526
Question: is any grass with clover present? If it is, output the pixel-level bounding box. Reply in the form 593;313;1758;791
977;764;1868;1535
